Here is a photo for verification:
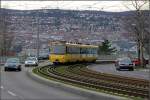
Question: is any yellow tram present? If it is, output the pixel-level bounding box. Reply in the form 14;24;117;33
49;41;98;64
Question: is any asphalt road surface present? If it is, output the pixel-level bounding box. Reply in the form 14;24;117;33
0;64;124;100
0;66;89;100
88;64;149;80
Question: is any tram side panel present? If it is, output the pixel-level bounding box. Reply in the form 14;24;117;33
49;44;98;64
66;45;80;63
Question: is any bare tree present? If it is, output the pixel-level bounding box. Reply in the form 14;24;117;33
0;8;14;56
123;0;149;67
0;8;7;56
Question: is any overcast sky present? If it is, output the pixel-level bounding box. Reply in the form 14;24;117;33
1;1;149;12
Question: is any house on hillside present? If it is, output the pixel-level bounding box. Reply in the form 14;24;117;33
111;44;121;52
129;45;138;53
112;40;137;53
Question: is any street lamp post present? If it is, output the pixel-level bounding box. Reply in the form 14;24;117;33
148;0;150;99
36;10;39;59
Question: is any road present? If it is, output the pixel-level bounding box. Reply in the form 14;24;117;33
88;64;149;80
0;66;89;100
0;64;124;100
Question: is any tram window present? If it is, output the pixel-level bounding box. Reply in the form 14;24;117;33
80;47;97;54
67;46;80;54
92;48;95;54
87;48;91;54
51;45;66;54
74;47;80;54
80;48;87;54
90;48;93;54
93;48;98;54
67;47;73;54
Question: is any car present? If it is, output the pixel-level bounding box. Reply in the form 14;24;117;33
115;57;134;71
132;58;149;66
38;52;49;60
25;57;38;67
4;58;22;71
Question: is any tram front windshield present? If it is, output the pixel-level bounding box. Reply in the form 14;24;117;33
51;45;66;54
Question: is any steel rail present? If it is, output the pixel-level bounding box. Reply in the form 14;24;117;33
35;64;148;98
67;65;148;88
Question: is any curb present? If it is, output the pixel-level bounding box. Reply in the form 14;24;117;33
27;69;129;100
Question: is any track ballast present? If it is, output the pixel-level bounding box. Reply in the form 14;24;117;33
34;64;149;99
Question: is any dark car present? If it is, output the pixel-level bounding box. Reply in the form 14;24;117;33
115;57;134;71
38;52;49;60
4;58;22;71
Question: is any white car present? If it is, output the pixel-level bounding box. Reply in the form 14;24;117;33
25;57;38;67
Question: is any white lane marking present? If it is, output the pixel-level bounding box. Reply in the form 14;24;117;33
8;91;17;96
0;86;4;89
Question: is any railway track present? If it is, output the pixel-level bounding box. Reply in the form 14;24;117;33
34;64;149;99
67;65;149;88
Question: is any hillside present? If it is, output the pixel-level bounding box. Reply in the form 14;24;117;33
1;8;149;50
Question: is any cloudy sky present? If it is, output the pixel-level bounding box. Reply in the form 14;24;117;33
1;1;149;12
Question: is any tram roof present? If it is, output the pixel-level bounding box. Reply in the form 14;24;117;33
50;41;98;48
66;43;98;48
